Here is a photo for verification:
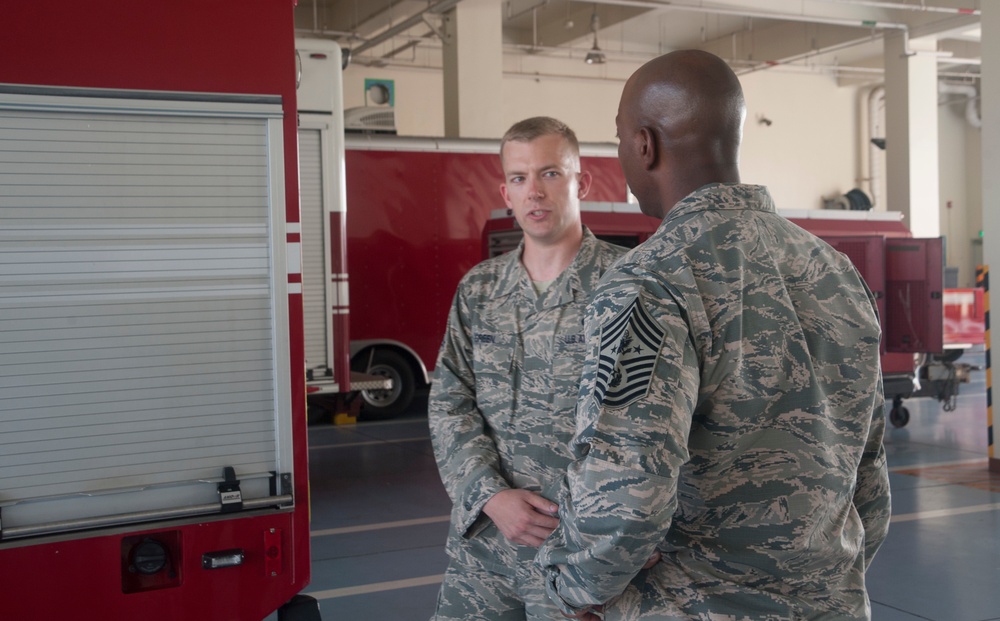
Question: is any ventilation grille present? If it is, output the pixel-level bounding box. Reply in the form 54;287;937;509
345;106;396;134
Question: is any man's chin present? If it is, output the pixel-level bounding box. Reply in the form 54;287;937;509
523;226;556;244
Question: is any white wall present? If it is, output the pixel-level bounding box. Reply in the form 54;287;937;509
940;101;970;286
343;55;635;141
739;70;861;211
499;55;638;144
938;98;984;288
345;57;861;209
343;64;446;136
966;119;983;281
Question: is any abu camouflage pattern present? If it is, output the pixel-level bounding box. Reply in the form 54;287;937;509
537;184;892;621
428;229;627;615
431;555;566;620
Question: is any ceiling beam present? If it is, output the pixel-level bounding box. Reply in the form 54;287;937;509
350;0;464;56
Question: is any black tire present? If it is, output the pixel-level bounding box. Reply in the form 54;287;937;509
889;406;910;428
933;349;964;364
277;594;322;621
352;349;416;419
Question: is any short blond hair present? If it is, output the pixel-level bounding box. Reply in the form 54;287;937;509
500;116;580;164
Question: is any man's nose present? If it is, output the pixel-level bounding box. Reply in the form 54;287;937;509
527;175;544;198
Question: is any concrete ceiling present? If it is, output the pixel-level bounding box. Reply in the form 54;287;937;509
295;0;981;85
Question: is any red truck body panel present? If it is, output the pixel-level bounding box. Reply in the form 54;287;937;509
1;512;303;620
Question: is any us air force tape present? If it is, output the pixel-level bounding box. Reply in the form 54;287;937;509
594;296;665;409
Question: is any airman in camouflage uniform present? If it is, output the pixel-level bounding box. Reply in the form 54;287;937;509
536;51;891;621
428;117;628;620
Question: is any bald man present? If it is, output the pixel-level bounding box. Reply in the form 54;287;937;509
536;50;891;621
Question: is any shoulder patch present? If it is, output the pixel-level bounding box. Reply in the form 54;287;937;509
594;296;665;409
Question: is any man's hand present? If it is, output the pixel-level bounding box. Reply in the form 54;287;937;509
558;552;659;619
642;550;662;569
562;604;603;620
482;489;559;547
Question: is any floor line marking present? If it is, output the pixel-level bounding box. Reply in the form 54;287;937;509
312;515;450;537
307;508;1000;601
308;437;429;450
306;574;445;600
890;503;1000;523
888;458;988;472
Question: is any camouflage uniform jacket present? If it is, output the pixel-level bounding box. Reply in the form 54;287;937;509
429;228;627;575
537;184;892;620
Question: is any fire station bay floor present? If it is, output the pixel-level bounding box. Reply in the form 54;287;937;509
291;346;1000;621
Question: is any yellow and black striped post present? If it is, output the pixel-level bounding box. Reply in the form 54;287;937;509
982;266;998;472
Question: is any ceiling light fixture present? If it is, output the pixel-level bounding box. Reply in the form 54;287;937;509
584;7;606;65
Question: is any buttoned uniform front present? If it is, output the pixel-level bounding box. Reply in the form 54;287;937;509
537;184;892;621
429;228;627;620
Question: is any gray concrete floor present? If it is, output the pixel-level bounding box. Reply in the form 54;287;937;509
302;347;1000;621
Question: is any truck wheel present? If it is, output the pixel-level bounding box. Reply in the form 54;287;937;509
277;594;322;620
889;406;910;428
934;349;963;364
353;349;415;419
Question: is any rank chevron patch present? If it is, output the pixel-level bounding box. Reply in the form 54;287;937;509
594;296;666;409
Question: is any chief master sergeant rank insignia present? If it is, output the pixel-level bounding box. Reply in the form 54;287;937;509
594;296;666;409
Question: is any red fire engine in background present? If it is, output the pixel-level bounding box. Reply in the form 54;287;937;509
1;4;326;620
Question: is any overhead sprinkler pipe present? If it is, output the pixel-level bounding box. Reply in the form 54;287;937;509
940;81;982;129
583;0;910;31
812;0;980;16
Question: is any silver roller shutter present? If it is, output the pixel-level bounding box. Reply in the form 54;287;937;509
0;87;294;536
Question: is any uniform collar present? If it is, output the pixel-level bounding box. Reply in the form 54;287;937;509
495;227;602;303
667;183;776;223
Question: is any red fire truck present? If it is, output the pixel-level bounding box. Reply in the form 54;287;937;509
0;4;326;619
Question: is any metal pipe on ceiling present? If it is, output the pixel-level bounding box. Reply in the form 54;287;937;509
351;0;464;56
506;0;551;22
296;28;362;39
813;0;980;16
582;0;909;31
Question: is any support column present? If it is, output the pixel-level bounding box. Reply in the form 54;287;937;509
982;3;999;472
442;0;503;139
883;33;940;238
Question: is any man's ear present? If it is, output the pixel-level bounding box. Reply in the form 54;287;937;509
638;127;657;170
577;170;593;200
499;182;512;208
